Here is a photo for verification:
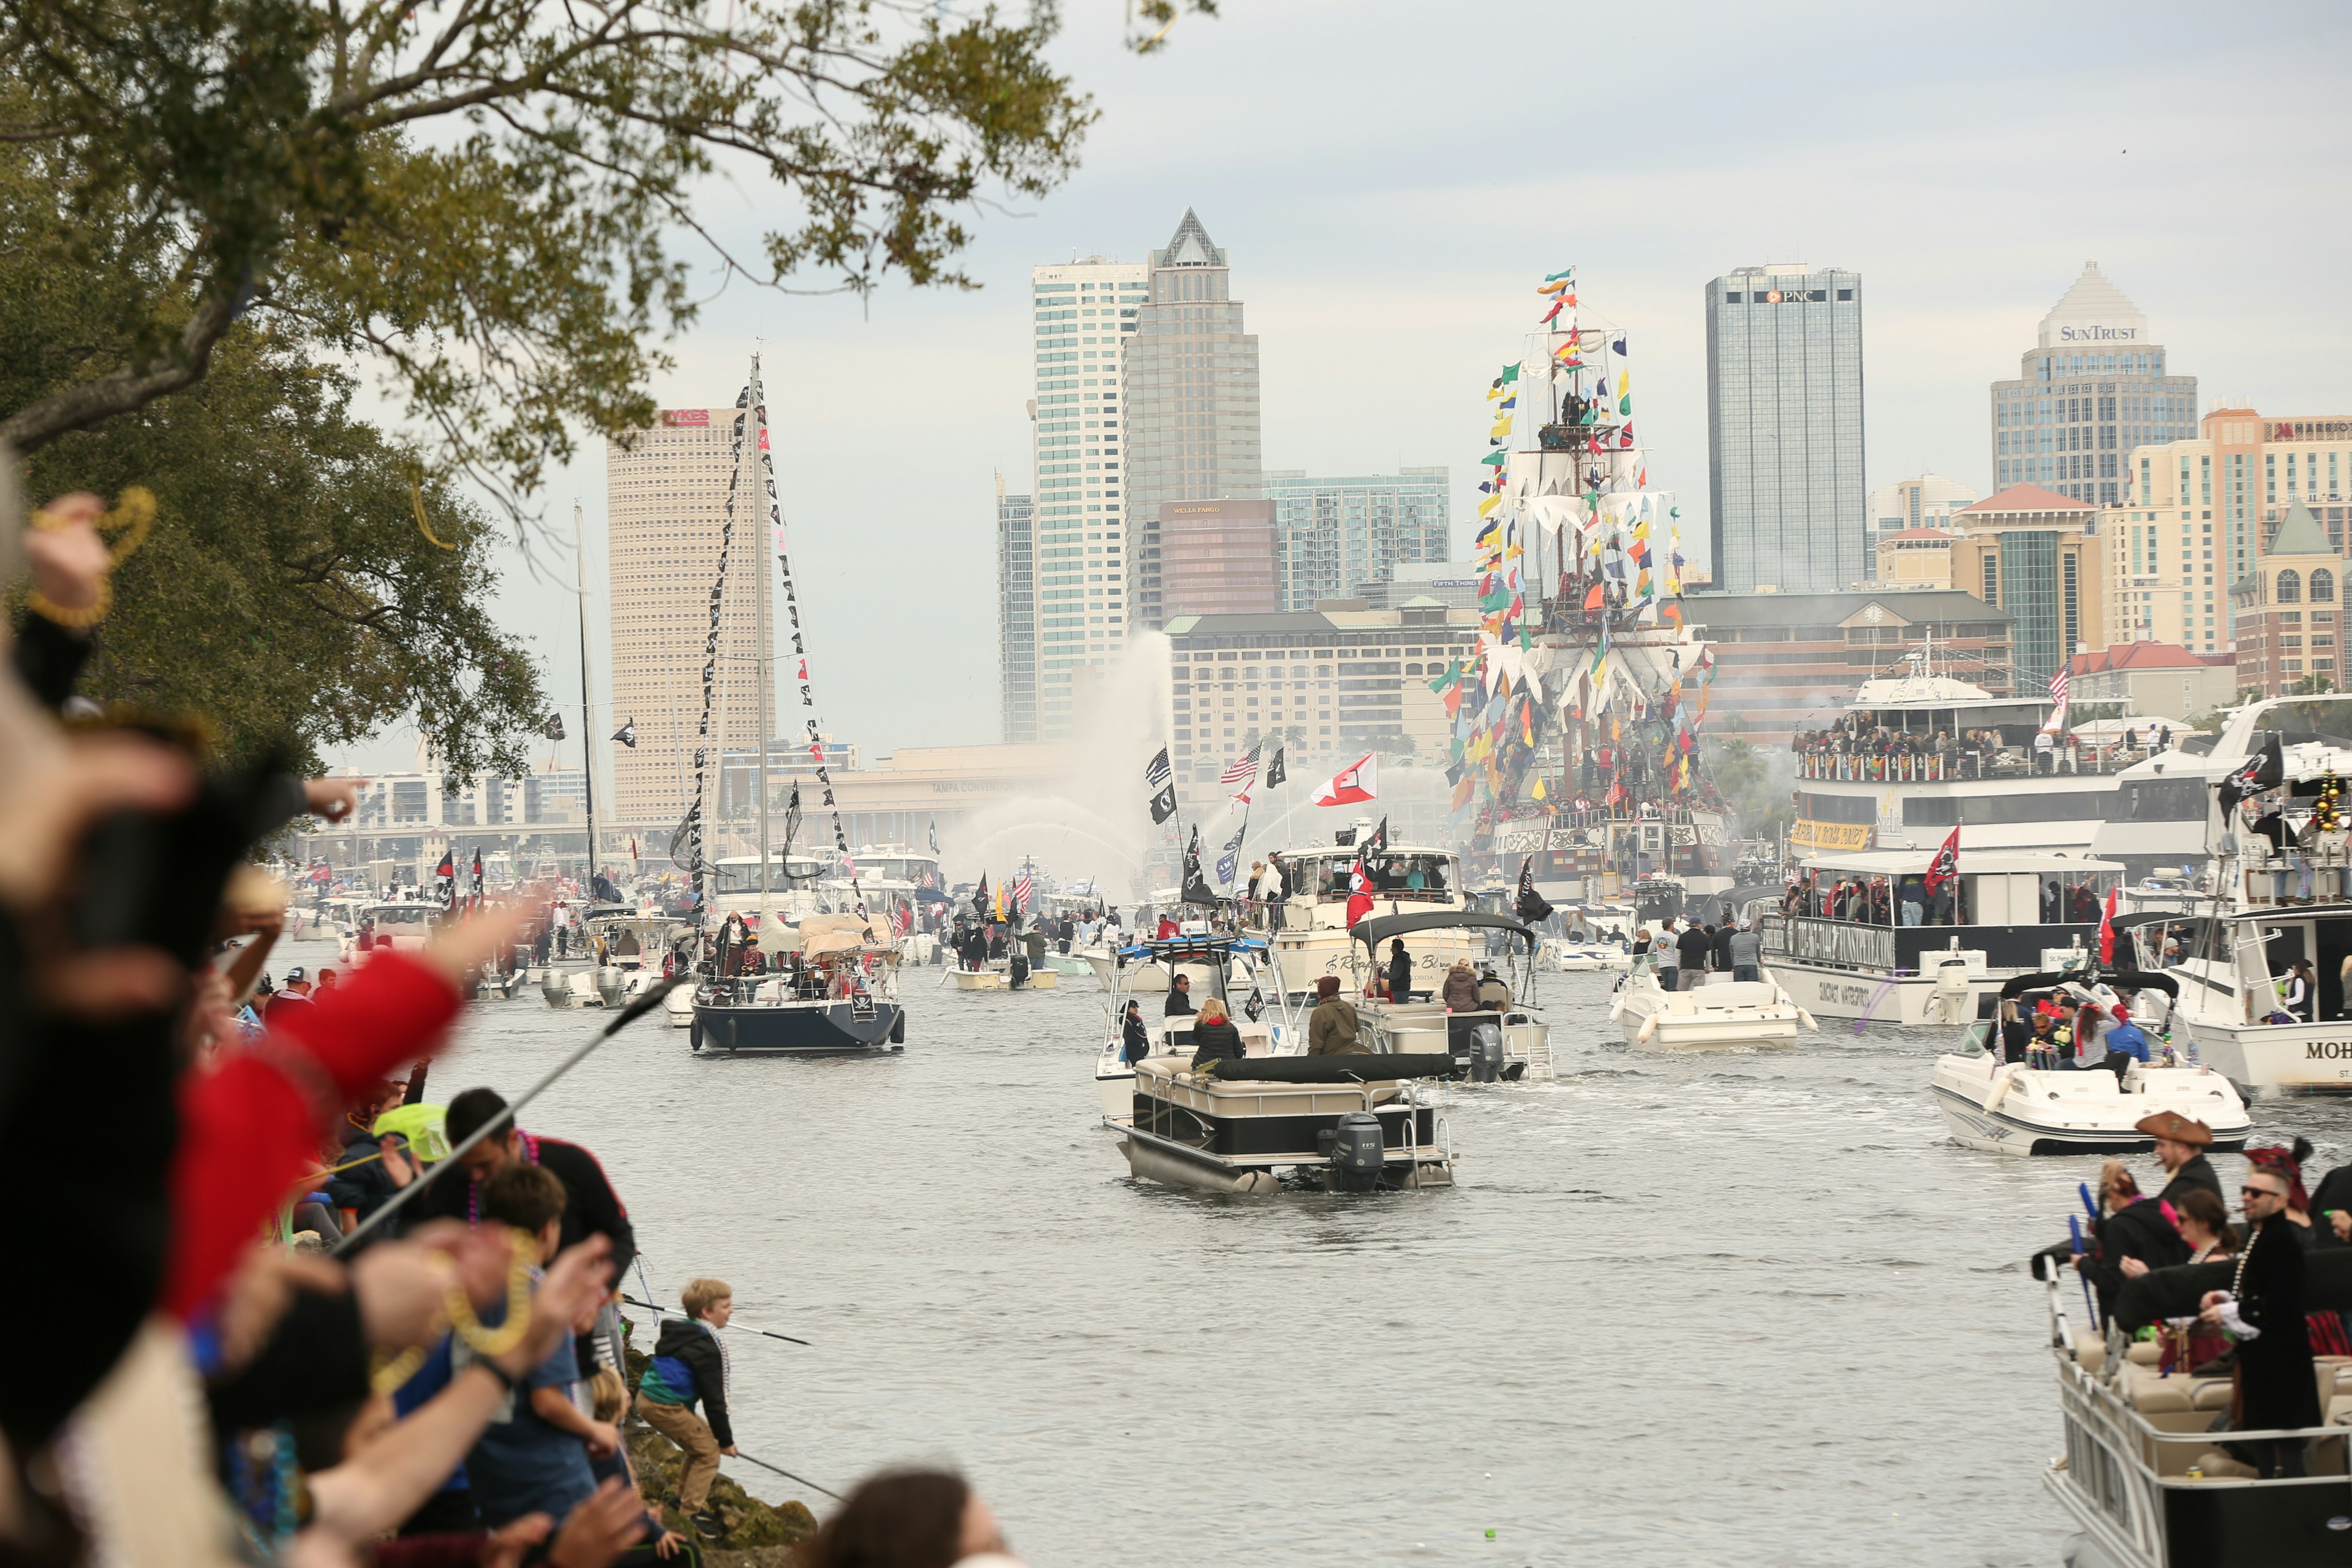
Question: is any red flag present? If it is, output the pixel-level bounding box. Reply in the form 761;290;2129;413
2097;888;2118;965
1311;753;1378;807
1923;824;1961;893
1345;855;1376;930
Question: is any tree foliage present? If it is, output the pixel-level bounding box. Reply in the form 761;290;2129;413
0;0;1104;511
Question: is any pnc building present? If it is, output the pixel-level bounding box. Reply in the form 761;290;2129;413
1988;262;2198;508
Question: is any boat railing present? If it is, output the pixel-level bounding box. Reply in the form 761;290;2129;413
1792;750;2143;783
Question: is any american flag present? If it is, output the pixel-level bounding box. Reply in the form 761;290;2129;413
1220;744;1261;788
2048;666;2070;707
1013;870;1033;911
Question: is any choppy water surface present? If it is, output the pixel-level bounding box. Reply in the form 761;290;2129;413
303;939;2351;1567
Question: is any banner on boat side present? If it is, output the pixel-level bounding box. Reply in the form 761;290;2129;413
1789;818;1874;852
1769;916;1895;971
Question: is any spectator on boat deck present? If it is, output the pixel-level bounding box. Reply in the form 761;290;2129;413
2203;1163;2322;1478
1727;921;1762;984
2138;1112;2223;1205
1188;1000;1245;1070
1385;938;1413;1001
2282;959;2316;1023
2026;1007;2064;1066
1711;921;1735;976
1653;919;1679;990
2071;1161;2190;1321
1120;1001;1151;1063
797;1469;1017;1568
1163;973;1196;1018
1440;959;1480;1011
1675;921;1711;990
1308;976;1365;1056
1477;967;1512;1009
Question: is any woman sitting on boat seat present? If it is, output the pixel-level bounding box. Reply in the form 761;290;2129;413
1188;1000;1246;1071
1441;959;1480;1012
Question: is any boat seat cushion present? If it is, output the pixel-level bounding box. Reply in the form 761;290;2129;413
1210;1054;1456;1084
1673;981;1779;1011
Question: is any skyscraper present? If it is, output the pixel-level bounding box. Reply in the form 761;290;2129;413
1122;209;1263;630
1704;263;1866;594
1030;254;1145;739
1264;467;1450;609
605;407;772;827
1989;262;2197;510
995;477;1036;742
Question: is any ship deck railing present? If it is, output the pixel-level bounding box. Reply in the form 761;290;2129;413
1793;750;2146;782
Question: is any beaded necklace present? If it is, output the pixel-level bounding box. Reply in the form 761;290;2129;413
2233;1215;2263;1299
465;1128;541;1228
227;1422;302;1556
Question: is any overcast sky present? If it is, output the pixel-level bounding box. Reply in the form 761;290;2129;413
333;0;2352;778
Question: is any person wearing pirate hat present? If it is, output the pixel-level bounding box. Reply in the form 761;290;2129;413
2136;1110;2223;1206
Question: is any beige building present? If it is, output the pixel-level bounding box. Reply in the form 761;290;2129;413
2067;642;2236;720
1866;473;1978;563
2230;502;2343;697
2109;408;2352;655
605;407;775;827
1161;499;1279;619
1874;528;1958;587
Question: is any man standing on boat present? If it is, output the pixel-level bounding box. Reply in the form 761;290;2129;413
1385;939;1413;1003
1306;976;1365;1055
2201;1161;2321;1477
1674;921;1711;991
2139;1112;2223;1204
1164;973;1196;1019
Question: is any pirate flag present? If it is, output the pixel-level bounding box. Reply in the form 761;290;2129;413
2218;733;2285;813
540;713;567;741
1923;823;1962;894
612;718;638;748
1264;747;1287;790
1514;856;1553;924
972;872;990;917
469;850;484;907
1360;816;1390;860
434;849;456;910
1180;826;1216;907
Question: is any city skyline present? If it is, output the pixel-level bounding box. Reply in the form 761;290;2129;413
322;1;2352;775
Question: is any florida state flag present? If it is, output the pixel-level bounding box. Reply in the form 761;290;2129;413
1923;824;1961;894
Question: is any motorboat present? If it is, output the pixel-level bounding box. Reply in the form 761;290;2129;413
1761;849;2125;1027
2034;1246;2352;1567
944;958;1059;991
341;895;443;963
1540;934;1630;972
1098;938;1453;1194
1345;911;1553;1082
1929;971;2250;1155
1091;934;1285;1121
1251;824;1483;1001
691;913;905;1054
1608;960;1814;1049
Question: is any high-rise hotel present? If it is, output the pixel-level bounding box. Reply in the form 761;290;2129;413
1016;254;1144;742
605;407;774;824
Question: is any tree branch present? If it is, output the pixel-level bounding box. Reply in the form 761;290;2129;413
0;287;241;451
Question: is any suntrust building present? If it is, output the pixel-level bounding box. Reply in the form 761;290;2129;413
1988;261;2198;508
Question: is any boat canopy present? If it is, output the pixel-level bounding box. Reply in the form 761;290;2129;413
1351;910;1534;956
1795;850;2127;877
1115;935;1267;960
1994;968;2178;1001
797;911;891;956
2219;901;2352;922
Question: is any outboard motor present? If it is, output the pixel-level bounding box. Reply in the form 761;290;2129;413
1317;1111;1386;1193
1469;1023;1506;1084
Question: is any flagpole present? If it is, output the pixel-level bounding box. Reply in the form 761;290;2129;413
574;499;598;895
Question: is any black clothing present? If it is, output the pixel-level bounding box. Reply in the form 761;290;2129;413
1711;926;1735;971
404;1136;637;1282
1164;985;1196;1019
1387;948;1413;1001
1999;1016;2030;1063
1675;927;1710;971
2081;1199;2192;1319
208;1284;372;1432
2233;1215;2322;1434
2311;1164;2352;1247
1121;1012;1150;1064
2252;813;2288;853
10;614;94;711
2155;1154;2224;1208
650;1316;734;1447
1188;1019;1245;1070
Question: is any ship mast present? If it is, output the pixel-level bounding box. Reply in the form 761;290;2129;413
752;353;775;937
573;499;598;895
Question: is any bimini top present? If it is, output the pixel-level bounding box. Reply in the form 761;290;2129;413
1351;910;1534;954
1115;935;1268;961
1995;968;2178;1001
1795;850;2127;878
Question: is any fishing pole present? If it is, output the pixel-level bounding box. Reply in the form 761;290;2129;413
331;977;687;1257
617;1294;811;1347
729;1450;842;1502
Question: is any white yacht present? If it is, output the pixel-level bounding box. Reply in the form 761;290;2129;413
1761;849;2124;1026
1256;827;1483;1001
1789;647;2135;860
1610;962;1813;1049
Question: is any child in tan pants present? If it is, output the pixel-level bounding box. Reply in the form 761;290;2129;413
636;1277;737;1539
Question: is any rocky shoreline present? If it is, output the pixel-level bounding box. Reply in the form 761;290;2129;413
623;1346;818;1561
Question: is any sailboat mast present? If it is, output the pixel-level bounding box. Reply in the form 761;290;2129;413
574;500;598;892
752;356;775;933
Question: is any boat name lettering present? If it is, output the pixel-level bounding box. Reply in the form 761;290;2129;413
2306;1041;2352;1060
1771;916;1894;971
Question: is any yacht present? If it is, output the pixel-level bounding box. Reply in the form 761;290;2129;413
1789;646;2135;860
1256;826;1482;1001
1761;849;2124;1026
691;913;906;1054
1929;971;2248;1155
1098;936;1455;1196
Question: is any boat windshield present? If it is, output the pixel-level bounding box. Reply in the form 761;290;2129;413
1295;851;1455;903
372;905;434;924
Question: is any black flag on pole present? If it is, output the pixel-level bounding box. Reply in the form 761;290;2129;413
1514;856;1552;924
612;718;637;748
2218;733;2285;813
540;713;566;741
1180;826;1216;907
1264;748;1286;790
1145;746;1178;824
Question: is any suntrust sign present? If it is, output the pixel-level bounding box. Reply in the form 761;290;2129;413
2056;323;2140;343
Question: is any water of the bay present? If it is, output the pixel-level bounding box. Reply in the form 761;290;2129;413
301;939;2352;1567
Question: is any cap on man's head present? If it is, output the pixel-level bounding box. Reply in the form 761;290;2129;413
2133;1110;2212;1147
1316;975;1341;997
284;966;307;982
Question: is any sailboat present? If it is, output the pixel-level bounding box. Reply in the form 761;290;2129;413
685;357;907;1055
